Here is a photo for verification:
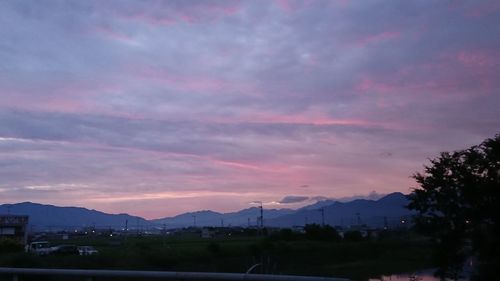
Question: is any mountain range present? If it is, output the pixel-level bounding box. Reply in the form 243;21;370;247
0;202;149;231
150;207;296;228
0;192;413;231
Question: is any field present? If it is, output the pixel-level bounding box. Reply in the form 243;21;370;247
0;229;435;281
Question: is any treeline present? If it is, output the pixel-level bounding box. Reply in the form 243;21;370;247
267;224;394;242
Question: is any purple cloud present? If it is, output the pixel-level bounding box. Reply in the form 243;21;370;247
279;196;310;204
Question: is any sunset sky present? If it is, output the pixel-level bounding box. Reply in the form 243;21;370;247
1;0;499;219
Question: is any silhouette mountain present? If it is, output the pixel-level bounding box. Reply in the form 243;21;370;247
267;192;413;228
151;207;295;228
0;202;149;231
299;200;336;211
0;192;412;230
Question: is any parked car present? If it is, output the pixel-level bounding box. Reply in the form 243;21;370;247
27;241;51;256
78;246;98;256
50;244;79;255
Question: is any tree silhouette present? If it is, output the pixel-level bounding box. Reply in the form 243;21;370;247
304;224;341;241
407;133;499;280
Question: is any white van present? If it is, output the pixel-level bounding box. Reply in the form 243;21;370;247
27;241;51;255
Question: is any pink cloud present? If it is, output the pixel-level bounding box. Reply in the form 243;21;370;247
113;2;241;26
123;12;177;26
355;48;499;101
250;114;372;127
201;111;379;128
63;139;287;177
335;0;350;8
207;158;296;176
446;49;499;92
133;66;257;95
92;25;137;44
356;77;395;94
463;1;500;18
0;80;145;119
354;31;402;48
276;0;293;13
457;51;493;67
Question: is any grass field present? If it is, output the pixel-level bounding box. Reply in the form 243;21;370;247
0;230;435;281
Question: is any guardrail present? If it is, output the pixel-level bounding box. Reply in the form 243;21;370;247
0;267;350;281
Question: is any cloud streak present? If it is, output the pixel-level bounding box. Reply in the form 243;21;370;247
279;196;310;204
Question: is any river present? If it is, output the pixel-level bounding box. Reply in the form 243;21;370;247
369;268;471;281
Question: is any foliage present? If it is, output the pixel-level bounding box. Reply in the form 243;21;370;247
407;133;500;280
207;241;221;254
0;238;24;253
0;232;434;280
268;228;301;241
343;231;364;242
304;224;341;241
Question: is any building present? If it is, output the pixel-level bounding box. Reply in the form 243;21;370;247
0;215;29;245
201;227;215;238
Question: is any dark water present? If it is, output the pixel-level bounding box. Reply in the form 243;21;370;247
369;258;475;281
369;268;470;281
369;271;441;281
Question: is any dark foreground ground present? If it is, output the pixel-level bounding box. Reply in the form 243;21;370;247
0;229;435;281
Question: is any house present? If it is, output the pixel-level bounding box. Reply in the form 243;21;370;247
0;215;29;245
201;227;215;238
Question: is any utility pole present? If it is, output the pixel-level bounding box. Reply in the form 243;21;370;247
259;202;264;229
162;223;167;246
124;220;128;241
192;215;197;227
319;208;325;227
356;212;361;225
220;218;224;228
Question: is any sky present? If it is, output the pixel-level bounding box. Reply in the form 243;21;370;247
1;0;499;219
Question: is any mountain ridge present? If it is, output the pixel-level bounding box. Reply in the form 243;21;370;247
0;192;412;230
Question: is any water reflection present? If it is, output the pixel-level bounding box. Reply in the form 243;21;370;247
368;269;468;281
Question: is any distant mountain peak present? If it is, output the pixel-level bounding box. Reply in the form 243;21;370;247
377;192;407;203
267;192;413;228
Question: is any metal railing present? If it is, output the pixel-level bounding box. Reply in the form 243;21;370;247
0;267;349;281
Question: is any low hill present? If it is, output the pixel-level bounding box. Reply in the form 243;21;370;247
0;202;149;231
